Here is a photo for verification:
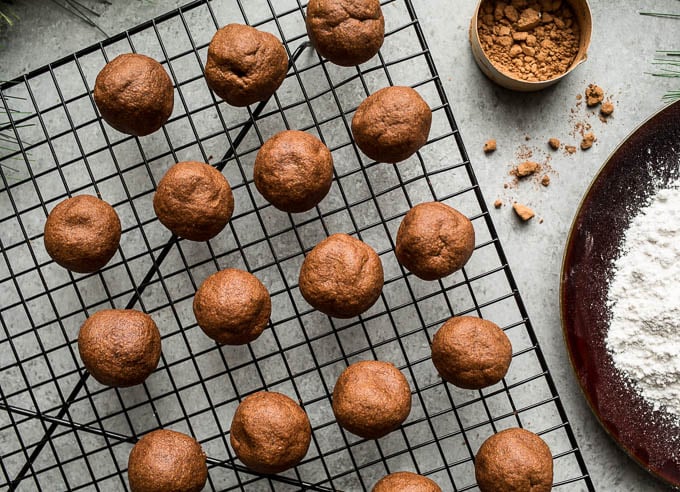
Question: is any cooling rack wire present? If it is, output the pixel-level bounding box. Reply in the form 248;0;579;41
0;0;594;490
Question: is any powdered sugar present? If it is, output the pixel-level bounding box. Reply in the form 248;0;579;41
606;179;680;421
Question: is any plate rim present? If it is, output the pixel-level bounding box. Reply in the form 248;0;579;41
559;99;680;490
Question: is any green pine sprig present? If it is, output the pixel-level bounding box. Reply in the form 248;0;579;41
641;5;680;103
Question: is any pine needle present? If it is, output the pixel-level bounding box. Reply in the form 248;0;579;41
640;12;680;19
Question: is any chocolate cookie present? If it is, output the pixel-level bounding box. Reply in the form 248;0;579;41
351;86;432;163
77;309;161;387
153;161;234;241
230;391;311;474
299;233;383;318
254;130;334;213
44;195;121;273
128;429;207;492
332;360;411;439
373;471;442;492
205;24;288;107
431;316;512;389
94;53;174;136
193;268;271;345
395;201;475;281
475;428;553;492
306;0;385;66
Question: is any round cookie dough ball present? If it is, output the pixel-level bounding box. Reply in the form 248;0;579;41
153;161;234;241
332;360;411;439
205;24;288;107
475;428;553;492
230;391;311;474
395;202;475;281
193;268;271;345
351;86;431;163
128;429;207;492
373;471;442;492
254;130;334;213
431;316;512;389
78;309;161;387
94;53;174;137
299;233;383;318
306;0;385;67
44;195;121;273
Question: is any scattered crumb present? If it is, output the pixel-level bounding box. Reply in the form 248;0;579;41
524;135;531;141
541;174;551;186
503;183;509;189
585;84;604;107
565;145;577;154
600;101;614;116
539;218;544;224
515;160;540;178
483;139;497;153
548;138;560;150
515;144;533;160
513;203;535;221
576;93;582;101
494;199;503;209
581;132;596;150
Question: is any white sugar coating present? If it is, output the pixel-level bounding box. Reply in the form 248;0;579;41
606;180;680;420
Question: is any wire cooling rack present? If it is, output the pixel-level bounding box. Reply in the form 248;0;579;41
0;0;594;490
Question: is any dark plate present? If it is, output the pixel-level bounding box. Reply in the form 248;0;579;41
561;99;680;489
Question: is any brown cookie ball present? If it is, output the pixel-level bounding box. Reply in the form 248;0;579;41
128;429;207;492
94;53;174;137
351;86;432;163
205;24;288;107
44;195;121;273
78;309;161;387
230;391;311;474
299;233;384;318
153;161;234;241
475;428;553;492
254;130;334;213
193;269;271;345
395;202;475;281
332;360;411;439
306;0;385;67
431;316;512;390
373;471;442;492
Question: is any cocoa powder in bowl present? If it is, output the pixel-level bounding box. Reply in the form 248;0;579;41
477;0;581;82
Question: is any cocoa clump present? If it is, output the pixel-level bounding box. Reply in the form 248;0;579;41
581;132;596;150
514;160;540;177
477;0;581;82
513;203;535;221
600;101;614;117
548;137;560;150
585;84;604;106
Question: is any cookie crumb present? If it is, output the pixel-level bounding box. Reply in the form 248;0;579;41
565;145;577;154
515;160;540;178
541;175;551;186
576;94;582;101
585;84;604;107
581;132;596;150
494;199;503;209
548;138;560;150
600;101;614;116
483;139;497;153
513;203;535;221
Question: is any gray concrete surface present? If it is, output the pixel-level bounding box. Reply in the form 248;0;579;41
1;0;678;490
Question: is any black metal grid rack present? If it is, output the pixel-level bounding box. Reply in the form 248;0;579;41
0;0;594;490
